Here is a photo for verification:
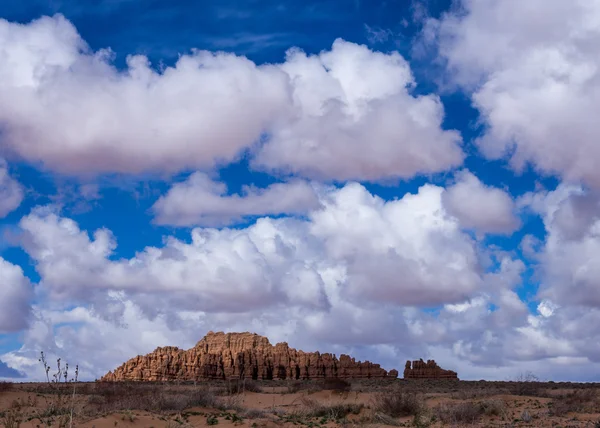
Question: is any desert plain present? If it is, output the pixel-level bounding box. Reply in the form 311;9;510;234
2;377;600;428
2;332;599;427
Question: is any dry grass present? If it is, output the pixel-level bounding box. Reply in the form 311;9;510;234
549;389;600;416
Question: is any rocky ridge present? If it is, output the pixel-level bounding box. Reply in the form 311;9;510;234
403;359;458;379
101;331;398;381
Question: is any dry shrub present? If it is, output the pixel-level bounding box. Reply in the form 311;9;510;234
373;391;424;418
0;381;13;393
434;399;506;424
510;372;545;397
225;379;262;394
297;397;363;420
241;408;268;419
286;380;318;393
1;409;22;428
478;399;507;417
89;382;217;414
321;377;351;393
549;389;599;416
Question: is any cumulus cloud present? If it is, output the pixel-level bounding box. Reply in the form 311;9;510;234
0;14;289;176
19;208;331;313
152;173;322;226
436;0;600;188
0;359;24;379
442;170;519;235
254;39;464;181
0;159;24;218
309;183;481;305
0;257;32;333
0;15;463;181
21;183;481;311
520;185;600;307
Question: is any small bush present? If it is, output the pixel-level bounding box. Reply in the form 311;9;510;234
434;400;504;424
510;372;545;396
374;391;424;417
478;399;506;417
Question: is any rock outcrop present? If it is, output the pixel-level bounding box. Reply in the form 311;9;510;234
403;359;458;380
101;332;398;382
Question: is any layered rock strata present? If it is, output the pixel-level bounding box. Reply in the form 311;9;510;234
403;359;458;380
101;331;398;381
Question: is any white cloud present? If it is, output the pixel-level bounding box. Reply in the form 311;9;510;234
19;208;331;313
0;14;289;176
0;16;463;182
435;0;600;187
520;185;600;308
22;183;482;310
0;257;32;333
442;170;519;235
309;183;481;305
152;173;321;226
0;159;24;218
254;39;464;181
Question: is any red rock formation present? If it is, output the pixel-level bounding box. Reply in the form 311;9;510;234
403;359;458;380
101;332;398;382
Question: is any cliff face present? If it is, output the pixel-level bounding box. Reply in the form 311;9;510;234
403;359;458;380
101;332;398;381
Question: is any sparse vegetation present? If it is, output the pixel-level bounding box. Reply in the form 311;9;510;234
0;381;14;393
510;371;545;396
321;377;352;393
284;397;363;424
225;378;262;395
89;382;219;413
434;399;507;424
36;351;80;428
1;408;22;428
549;389;599;416
2;375;600;427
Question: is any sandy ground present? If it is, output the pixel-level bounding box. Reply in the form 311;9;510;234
1;380;600;427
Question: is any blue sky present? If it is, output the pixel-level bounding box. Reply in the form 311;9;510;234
0;0;599;381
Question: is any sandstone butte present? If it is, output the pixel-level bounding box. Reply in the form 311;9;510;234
100;331;400;382
403;359;459;380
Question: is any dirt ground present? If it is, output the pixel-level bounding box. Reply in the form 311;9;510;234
1;378;599;427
